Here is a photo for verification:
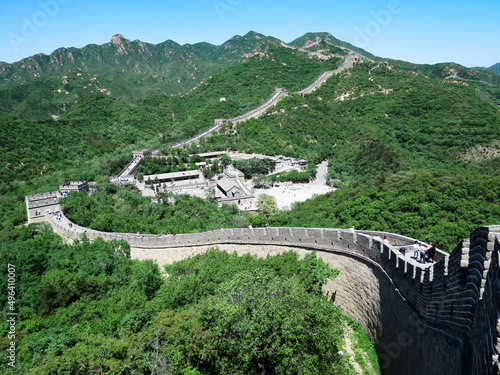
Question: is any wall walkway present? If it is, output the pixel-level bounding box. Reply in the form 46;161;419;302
44;210;500;375
165;51;359;149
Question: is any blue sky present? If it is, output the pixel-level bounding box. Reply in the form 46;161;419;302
1;0;499;67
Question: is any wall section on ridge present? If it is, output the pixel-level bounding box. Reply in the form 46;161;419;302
46;213;500;375
131;242;463;375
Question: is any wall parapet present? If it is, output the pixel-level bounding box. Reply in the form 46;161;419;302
45;210;500;375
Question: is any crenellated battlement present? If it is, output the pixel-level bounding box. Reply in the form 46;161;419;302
25;191;61;223
43;210;499;375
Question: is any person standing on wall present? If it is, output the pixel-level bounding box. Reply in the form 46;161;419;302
412;240;420;259
382;236;390;245
426;242;436;263
419;242;427;263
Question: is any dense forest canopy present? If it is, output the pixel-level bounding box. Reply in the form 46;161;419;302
0;226;371;374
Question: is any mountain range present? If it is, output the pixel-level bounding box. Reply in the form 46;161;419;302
2;30;497;90
475;63;500;75
0;29;499;249
0;31;282;100
1;31;499;121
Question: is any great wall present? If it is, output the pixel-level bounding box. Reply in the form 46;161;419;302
174;51;357;144
113;50;358;180
24;49;500;374
25;193;500;375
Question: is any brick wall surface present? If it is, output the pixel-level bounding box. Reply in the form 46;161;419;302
46;212;500;375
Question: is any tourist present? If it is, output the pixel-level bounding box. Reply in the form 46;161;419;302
419;243;427;263
426;242;436;263
412;241;420;259
382;236;390;245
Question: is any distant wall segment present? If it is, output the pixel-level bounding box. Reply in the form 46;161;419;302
166;53;358;149
46;212;500;375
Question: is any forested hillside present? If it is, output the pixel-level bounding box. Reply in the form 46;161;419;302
1;33;498;244
0;46;343;184
0;31;282;106
0;228;366;374
196;57;500;249
476;63;500;76
0;31;499;373
489;63;500;75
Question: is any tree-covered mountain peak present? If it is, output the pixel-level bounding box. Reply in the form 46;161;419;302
227;30;266;40
489;63;500;75
475;62;500;76
220;31;281;51
0;31;284;96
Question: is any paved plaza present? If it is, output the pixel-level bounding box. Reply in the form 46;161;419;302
252;161;335;209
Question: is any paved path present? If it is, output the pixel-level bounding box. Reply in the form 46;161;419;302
382;237;433;269
49;212;84;236
252;161;335;210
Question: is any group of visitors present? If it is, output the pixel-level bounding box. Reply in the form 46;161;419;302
412;241;436;263
110;177;133;184
52;211;63;222
125;232;176;239
362;227;437;265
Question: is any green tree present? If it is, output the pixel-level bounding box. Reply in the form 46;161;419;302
211;160;221;175
257;194;279;224
131;260;163;300
198;268;350;374
190;154;204;163
252;174;272;188
220;154;232;168
205;186;216;203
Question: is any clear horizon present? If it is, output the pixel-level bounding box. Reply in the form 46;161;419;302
1;0;499;68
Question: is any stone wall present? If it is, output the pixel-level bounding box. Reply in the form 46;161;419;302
131;242;462;375
166;88;288;149
228;88;288;124
470;227;500;375
46;212;500;375
25;192;61;224
296;51;357;95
